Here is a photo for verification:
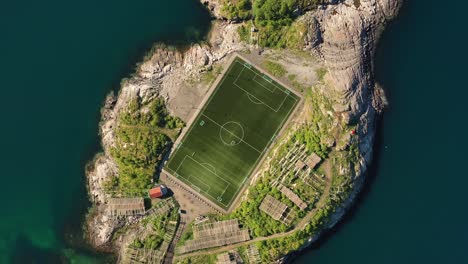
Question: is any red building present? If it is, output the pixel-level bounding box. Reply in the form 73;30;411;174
149;185;168;199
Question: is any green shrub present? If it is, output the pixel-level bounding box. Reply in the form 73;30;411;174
237;24;251;43
262;60;286;77
221;0;252;20
108;98;183;196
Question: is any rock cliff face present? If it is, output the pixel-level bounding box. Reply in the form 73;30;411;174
305;0;401;164
85;0;402;257
85;21;245;248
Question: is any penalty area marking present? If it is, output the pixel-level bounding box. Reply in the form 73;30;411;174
246;93;263;104
186;174;211;193
175;155;232;206
233;65;289;113
253;74;276;93
200;162;217;174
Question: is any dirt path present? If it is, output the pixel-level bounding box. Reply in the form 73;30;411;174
164;215;188;264
173;167;332;261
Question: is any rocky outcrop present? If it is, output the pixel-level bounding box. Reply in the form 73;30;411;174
84;0;402;257
309;0;401;118
298;0;401;253
200;0;223;19
85;21;245;248
304;0;401;162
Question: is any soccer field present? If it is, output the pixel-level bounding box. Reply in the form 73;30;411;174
164;56;300;209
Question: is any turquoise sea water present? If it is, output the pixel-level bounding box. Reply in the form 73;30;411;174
0;0;210;262
296;1;468;263
2;0;467;263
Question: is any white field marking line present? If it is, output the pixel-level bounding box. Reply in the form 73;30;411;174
190;184;201;193
233;60;294;97
222;93;300;208
205;191;230;206
268;95;299;151
200;163;217;174
186;174;211;193
232;63;288;112
252;74;276;93
166;60;239;168
168;58;300;207
220;184;230;198
193;145;257;207
246;93;263;104
201;114;263;154
219;121;245;146
235;60;299;102
233;81;287;113
186;155;231;186
186;156;232;202
174;156;189;178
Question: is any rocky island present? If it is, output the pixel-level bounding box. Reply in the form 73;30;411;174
85;0;402;263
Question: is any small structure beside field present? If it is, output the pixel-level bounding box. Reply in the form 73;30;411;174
148;185;168;199
107;198;145;217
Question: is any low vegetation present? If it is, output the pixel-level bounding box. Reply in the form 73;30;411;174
130;207;180;250
105;98;184;196
177;254;218;264
227;0;324;48
315;67;327;83
222;180;291;237
221;0;252;20
202;65;223;85
237;23;252;43
262;60;287;77
256;144;360;262
209;87;362;262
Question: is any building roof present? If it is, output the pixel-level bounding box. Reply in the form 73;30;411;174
280;185;308;210
305;153;322;169
295;160;306;171
149;186;166;199
259;195;288;222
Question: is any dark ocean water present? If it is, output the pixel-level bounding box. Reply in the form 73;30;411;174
295;1;468;263
0;0;210;262
2;0;467;263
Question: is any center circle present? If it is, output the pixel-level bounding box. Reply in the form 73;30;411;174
219;121;245;146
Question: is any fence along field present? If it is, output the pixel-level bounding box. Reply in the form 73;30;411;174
165;56;300;209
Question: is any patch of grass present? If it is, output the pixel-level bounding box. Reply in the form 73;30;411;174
354;0;361;8
262;60;287;78
105;98;184;197
178;254;217;264
278;21;308;50
287;74;297;81
237;24;251;43
221;0;252;20
130;208;179;250
315;67;327;83
253;0;322;48
202;65;223;85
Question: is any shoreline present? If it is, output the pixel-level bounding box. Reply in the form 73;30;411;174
82;0;403;262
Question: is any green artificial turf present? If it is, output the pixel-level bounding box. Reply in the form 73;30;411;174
165;57;299;209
